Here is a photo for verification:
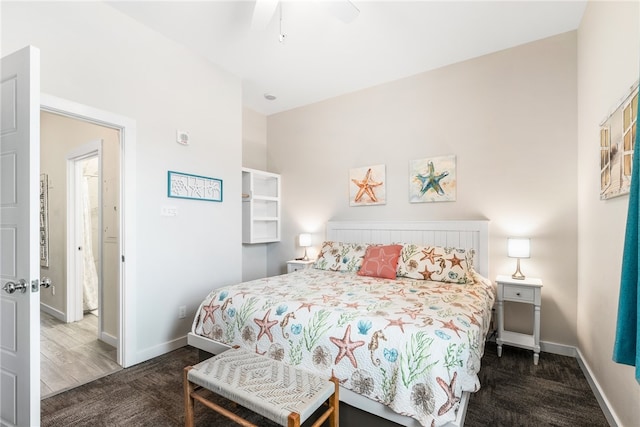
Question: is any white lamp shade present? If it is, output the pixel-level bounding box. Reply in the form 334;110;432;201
507;238;530;258
299;233;311;247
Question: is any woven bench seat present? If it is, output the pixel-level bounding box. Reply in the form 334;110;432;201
184;347;339;427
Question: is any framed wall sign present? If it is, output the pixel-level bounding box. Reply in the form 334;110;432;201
168;170;223;202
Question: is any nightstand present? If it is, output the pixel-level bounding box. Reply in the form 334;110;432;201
287;259;315;273
495;275;543;365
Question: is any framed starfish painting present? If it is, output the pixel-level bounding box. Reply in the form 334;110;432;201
409;155;456;203
349;165;386;206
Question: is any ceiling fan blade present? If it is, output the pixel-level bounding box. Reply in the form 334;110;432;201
251;0;280;31
325;0;360;24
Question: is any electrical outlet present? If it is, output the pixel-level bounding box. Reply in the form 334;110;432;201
179;305;186;319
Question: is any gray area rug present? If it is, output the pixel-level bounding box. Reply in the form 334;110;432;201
41;342;609;426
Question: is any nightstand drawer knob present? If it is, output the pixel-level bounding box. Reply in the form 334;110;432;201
502;286;535;302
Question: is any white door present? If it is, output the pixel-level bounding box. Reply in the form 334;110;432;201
1;46;41;427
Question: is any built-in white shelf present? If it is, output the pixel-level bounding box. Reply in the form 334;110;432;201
242;167;281;244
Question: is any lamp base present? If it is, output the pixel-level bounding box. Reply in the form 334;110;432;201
302;248;309;261
511;258;525;280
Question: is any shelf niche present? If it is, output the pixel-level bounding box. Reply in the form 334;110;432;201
242;167;281;244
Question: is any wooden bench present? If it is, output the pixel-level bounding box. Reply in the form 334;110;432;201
184;347;339;427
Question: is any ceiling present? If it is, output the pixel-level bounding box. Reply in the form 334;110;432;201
108;1;587;116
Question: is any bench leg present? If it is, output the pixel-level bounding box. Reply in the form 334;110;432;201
287;412;301;427
329;377;339;427
184;367;195;427
309;377;340;427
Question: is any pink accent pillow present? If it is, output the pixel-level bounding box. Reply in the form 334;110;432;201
357;244;403;279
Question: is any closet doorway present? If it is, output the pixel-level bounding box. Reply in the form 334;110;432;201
69;148;101;324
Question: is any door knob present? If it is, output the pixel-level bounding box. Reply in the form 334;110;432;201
3;279;28;294
40;277;51;288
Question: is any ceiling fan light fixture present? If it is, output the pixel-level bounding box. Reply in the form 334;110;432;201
326;0;360;24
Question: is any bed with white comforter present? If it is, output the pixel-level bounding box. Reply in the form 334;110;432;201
191;264;495;427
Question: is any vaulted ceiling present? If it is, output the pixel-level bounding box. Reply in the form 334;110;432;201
108;1;587;115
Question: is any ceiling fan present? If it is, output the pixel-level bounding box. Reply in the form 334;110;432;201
250;0;360;36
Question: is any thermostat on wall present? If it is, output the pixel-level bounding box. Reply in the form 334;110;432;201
176;130;190;146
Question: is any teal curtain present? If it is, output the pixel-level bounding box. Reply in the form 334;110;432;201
613;88;640;384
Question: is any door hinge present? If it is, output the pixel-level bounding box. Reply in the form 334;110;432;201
121;255;125;262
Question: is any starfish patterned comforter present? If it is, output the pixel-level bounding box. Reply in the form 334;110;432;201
192;268;495;427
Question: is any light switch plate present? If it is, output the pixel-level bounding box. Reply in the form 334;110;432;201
161;206;177;216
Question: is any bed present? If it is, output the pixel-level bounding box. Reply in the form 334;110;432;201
188;220;494;427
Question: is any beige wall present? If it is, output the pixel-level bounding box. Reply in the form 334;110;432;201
577;2;640;426
40;111;120;339
267;31;579;347
242;107;269;281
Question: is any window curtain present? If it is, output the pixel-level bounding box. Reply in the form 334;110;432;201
613;89;640;384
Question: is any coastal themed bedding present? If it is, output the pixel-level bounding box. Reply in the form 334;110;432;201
192;242;495;427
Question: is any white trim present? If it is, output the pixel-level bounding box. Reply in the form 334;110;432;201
40;93;137;368
100;331;118;348
136;336;187;364
576;348;621;427
40;303;65;322
540;340;577;358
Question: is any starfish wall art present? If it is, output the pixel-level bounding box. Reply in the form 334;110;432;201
409;155;456;203
349;165;386;206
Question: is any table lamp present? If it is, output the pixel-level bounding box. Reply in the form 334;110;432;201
508;237;530;280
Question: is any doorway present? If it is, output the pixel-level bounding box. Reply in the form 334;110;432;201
39;112;123;397
40;93;136;370
76;154;100;319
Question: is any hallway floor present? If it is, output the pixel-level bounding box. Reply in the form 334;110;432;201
40;311;121;398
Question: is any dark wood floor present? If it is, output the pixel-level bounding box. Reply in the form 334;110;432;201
40;311;121;398
41;341;610;426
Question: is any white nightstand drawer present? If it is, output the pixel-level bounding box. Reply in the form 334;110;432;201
503;286;535;303
287;260;315;273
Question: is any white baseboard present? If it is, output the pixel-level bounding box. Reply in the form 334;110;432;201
575;348;621;427
540;340;577;357
40;303;65;321
135;335;187;365
100;331;118;348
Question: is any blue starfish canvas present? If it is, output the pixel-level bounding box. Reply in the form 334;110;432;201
409;155;456;203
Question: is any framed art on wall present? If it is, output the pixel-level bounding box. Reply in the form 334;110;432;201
409;155;456;203
600;80;638;200
168;171;223;202
40;173;49;267
349;165;386;206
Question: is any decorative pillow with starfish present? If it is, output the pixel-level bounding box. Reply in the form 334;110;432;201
396;244;474;284
314;241;369;272
357;244;403;279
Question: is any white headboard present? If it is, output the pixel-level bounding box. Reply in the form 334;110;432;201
325;220;489;277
